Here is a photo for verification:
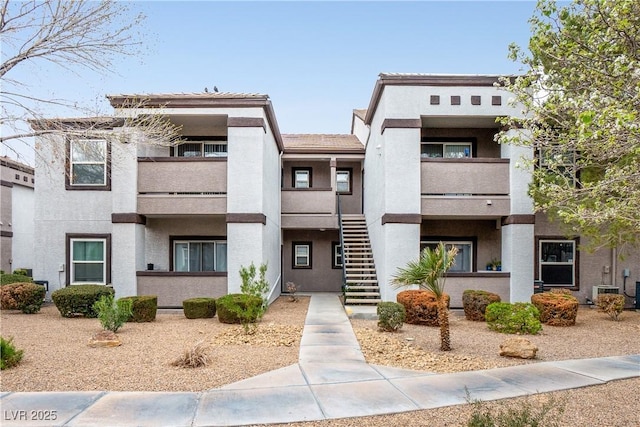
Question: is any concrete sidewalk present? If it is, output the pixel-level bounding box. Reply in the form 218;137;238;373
2;294;639;426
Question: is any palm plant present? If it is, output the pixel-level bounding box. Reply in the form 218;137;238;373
392;242;458;351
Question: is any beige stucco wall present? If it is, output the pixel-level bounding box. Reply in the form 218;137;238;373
283;229;342;293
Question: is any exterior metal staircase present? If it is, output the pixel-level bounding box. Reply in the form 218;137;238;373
340;214;381;305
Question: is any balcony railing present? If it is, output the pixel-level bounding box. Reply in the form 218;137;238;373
137;157;227;215
281;188;335;215
421;158;510;217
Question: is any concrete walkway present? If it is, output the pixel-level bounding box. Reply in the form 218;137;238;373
2;293;638;426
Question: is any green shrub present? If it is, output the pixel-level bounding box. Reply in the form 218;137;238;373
377;301;406;332
531;291;579;326
485;302;542;335
0;282;46;314
119;295;157;322
51;285;114;318
1;336;24;370
1;273;33;286
462;289;501;321
596;294;625;321
467;392;566;427
12;269;29;276
217;293;263;326
93;294;133;332
183;297;217;319
239;262;269;307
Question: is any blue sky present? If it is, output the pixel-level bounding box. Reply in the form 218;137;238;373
3;1;538;164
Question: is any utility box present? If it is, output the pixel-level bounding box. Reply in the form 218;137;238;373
534;280;544;294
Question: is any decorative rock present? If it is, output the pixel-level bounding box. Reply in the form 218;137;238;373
499;337;538;359
88;330;121;348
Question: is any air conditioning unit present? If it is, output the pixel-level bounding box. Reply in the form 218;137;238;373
592;285;619;301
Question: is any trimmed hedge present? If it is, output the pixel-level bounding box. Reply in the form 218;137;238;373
396;290;450;326
51;285;114;318
485;302;542;335
216;293;263;324
531;291;579;326
1;274;34;286
119;295;157;322
183;297;217;319
0;282;46;314
462;289;501;321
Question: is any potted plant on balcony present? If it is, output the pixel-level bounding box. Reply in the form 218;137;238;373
486;258;501;271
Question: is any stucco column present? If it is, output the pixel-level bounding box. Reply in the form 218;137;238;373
330;158;337;193
377;125;422;301
501;130;535;302
111;222;145;297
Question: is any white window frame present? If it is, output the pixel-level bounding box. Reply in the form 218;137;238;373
173;240;227;272
539;239;576;287
293;243;311;268
421;142;472;159
332;242;343;268
70;139;107;186
336;170;351;193
70;238;107;284
294;169;311;189
421;240;474;273
538;147;577;186
175;141;228;158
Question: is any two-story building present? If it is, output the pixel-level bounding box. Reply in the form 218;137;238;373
1;157;35;274
30;74;639;308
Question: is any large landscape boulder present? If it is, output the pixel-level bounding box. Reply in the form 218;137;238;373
499;337;538;359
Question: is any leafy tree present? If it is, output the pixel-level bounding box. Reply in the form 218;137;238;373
498;0;640;252
392;242;458;351
1;0;181;165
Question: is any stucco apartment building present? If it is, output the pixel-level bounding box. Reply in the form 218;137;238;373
1;157;35;274
31;74;639;308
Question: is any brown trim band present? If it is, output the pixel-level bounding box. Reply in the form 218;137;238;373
381;118;421;134
421;158;509;164
502;215;536;225
136;271;228;277
1;180;14;188
226;213;267;225
112;213;147;225
227;117;267;132
381;213;422;225
137;157;227;163
281;187;333;192
1;231;13;237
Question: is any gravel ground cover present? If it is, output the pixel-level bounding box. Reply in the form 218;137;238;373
1;296;639;426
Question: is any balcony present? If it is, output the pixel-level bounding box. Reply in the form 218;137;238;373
281;188;338;229
421;158;510;217
137;158;227;216
136;271;227;307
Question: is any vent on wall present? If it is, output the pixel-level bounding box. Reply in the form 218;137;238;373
592;285;619;301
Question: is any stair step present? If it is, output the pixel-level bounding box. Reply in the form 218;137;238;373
345;292;381;297
344;298;381;305
346;279;379;284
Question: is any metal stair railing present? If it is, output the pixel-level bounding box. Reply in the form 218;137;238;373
337;193;347;302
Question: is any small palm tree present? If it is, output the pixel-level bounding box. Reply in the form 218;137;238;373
392;242;458;351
